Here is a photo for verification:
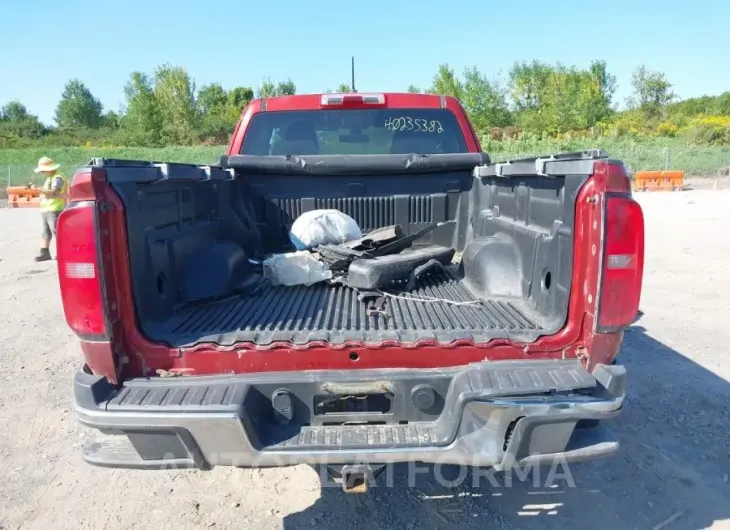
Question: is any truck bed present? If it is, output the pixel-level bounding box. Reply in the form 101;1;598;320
105;154;590;350
146;268;545;347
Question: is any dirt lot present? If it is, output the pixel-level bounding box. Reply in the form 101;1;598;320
1;190;729;530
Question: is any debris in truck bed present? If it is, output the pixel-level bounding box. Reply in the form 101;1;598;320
312;245;366;275
313;224;405;274
346;246;455;290
405;258;448;291
341;225;404;251
289;209;362;250
366;222;444;257
263;251;333;286
312;221;450;289
265;217;455;296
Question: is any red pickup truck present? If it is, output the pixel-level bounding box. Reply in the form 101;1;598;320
64;92;643;490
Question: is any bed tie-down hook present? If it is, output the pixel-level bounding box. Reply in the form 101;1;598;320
358;291;390;322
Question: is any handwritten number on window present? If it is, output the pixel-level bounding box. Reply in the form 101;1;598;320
384;117;444;134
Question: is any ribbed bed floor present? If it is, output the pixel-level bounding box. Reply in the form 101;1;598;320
145;271;546;347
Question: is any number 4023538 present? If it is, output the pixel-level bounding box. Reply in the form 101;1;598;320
384;117;444;133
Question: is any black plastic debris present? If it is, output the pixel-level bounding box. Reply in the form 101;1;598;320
346;246;455;290
309;221;456;291
405;258;449;292
366;222;444;257
313;245;367;276
341;225;404;251
316;222;451;289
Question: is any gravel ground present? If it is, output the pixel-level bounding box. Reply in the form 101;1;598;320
0;190;729;530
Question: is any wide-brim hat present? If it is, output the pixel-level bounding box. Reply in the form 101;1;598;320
34;156;60;173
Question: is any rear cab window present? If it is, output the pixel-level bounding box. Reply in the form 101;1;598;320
240;109;468;156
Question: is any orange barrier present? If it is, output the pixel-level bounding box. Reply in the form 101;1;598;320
633;170;685;192
6;186;41;208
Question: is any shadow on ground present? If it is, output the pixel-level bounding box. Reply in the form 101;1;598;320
283;322;730;529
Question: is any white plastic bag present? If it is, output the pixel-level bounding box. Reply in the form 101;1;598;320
289;209;362;250
263;251;333;286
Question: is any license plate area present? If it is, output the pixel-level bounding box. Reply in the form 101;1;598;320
314;393;394;415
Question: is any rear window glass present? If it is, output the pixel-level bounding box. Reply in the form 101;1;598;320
240;109;468;156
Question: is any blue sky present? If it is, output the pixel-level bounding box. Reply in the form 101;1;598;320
1;0;728;125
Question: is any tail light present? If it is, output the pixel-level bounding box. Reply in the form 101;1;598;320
596;191;645;333
320;93;386;107
56;173;107;339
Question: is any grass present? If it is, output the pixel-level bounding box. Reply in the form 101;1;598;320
484;136;730;177
2;137;729;186
0;146;224;186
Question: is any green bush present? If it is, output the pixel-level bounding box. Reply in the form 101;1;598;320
681;116;730;146
656;122;679;137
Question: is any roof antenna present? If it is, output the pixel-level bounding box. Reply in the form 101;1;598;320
351;56;357;93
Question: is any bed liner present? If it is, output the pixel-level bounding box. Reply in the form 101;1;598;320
145;269;546;348
102;153;597;350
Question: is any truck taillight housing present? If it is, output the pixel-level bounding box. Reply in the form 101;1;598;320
596;193;645;332
56;202;107;339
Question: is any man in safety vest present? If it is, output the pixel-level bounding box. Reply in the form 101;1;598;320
34;156;69;262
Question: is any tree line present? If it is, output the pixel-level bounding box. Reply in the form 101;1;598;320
1;61;729;149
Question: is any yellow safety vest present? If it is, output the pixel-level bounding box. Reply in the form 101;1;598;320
39;172;69;212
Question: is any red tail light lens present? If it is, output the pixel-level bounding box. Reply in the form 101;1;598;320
320;93;386;107
56;203;107;338
605;162;632;193
596;194;645;332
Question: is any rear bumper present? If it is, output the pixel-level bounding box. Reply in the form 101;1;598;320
74;360;626;471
